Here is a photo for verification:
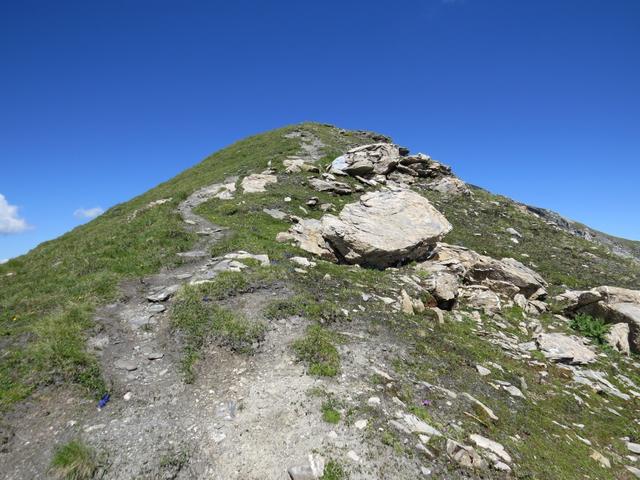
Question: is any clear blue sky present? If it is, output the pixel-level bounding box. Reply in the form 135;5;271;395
1;0;639;260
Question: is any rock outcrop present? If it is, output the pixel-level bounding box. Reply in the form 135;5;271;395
329;142;470;195
556;285;640;352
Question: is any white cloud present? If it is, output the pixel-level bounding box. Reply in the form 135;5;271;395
73;207;104;220
0;259;7;264
0;194;30;234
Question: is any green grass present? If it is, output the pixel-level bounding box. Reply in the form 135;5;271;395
570;313;610;345
321;400;342;424
389;305;640;479
321;460;348;480
292;324;342;377
50;440;97;480
0;122;378;409
423;186;640;292
171;282;266;382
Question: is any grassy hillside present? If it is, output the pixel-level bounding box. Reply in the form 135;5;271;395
0;124;382;409
1;123;639;479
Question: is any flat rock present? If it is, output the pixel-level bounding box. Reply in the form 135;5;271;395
241;173;277;193
308;178;352;195
403;413;442;437
469;434;511;463
536;333;596;364
263;208;288;220
147;285;180;302
148;304;166;314
176;250;209;258
276;219;336;260
115;359;138;371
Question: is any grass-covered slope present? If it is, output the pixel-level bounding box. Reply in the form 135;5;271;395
0;123;379;408
424;186;640;292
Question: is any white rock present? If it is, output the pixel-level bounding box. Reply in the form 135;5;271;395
476;365;491;376
241;173;277;193
321;189;452;268
628;442;640;454
367;396;381;407
354;419;368;430
536;333;596;364
402;413;442;437
346;450;360;463
469;434;511;463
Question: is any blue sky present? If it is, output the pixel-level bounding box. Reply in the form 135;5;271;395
1;0;639;260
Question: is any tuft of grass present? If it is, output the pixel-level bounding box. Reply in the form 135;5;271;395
321;400;341;424
171;283;266;382
321;460;348;480
292;325;341;377
264;295;341;323
570;313;610;345
50;440;97;480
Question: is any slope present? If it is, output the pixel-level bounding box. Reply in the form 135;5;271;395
1;123;639;480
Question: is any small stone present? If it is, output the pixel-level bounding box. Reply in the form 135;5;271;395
420;466;432;476
503;385;525;398
354;419;368;430
148;304;166;313
147;352;164;360
590;450;611;468
123;392;132;401
476;365;491;376
115;359;138;371
628;442;640;454
147;285;180;302
493;461;511;472
347;450;360;463
367;396;381;407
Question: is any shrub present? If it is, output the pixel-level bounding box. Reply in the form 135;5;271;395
570;313;610;345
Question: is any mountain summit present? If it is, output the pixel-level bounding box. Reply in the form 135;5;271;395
1;123;639;479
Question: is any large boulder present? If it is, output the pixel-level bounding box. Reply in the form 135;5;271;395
321;188;452;268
